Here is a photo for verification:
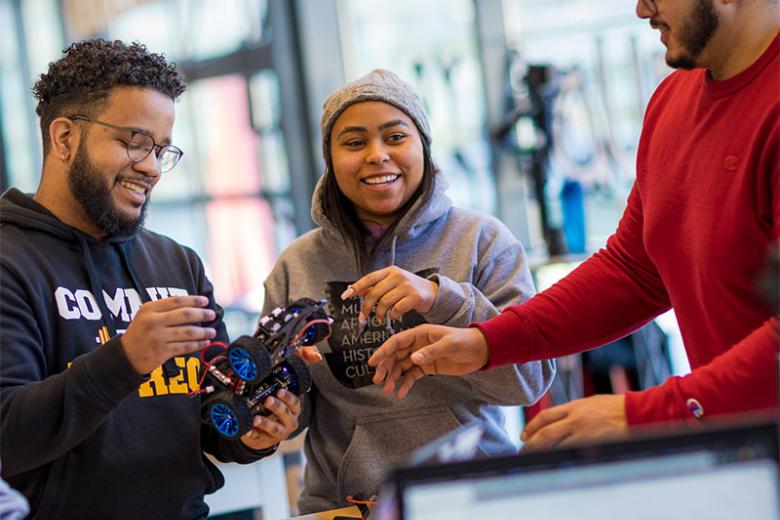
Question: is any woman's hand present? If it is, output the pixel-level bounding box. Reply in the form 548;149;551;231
341;266;439;323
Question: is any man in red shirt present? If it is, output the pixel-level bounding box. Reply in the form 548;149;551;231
366;0;779;448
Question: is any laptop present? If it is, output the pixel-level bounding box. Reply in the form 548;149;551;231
376;417;779;520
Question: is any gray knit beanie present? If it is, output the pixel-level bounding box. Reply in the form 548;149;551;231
321;69;431;168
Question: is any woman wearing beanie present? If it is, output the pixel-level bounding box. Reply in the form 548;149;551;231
261;69;555;513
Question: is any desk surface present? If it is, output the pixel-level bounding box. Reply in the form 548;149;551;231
287;505;363;519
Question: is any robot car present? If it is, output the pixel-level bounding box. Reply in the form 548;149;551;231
200;298;332;439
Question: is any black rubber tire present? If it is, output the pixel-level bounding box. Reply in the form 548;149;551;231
301;317;330;345
287;299;330;345
207;394;253;439
285;355;312;395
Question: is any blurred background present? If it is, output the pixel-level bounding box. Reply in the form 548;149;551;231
0;0;691;516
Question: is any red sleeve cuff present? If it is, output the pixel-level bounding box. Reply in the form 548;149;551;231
471;307;534;369
624;381;693;426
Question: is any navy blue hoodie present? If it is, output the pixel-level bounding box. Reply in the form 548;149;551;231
0;188;264;519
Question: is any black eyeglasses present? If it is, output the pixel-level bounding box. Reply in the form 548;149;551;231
69;115;183;173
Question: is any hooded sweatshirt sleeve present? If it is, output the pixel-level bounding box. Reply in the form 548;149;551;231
423;215;555;406
0;265;146;476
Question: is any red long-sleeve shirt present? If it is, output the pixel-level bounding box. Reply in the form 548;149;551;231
477;35;779;425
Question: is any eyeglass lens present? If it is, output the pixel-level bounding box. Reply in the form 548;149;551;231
127;133;181;173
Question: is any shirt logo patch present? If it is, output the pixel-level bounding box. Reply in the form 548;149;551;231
723;155;738;171
686;397;704;419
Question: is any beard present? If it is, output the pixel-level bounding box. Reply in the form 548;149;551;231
67;143;149;237
666;0;720;69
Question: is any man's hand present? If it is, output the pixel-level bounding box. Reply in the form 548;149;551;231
367;325;489;398
341;266;439;323
240;389;301;451
121;295;217;375
521;394;628;450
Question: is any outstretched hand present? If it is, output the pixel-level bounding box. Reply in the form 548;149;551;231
367;324;489;398
341;266;439;323
521;394;628;450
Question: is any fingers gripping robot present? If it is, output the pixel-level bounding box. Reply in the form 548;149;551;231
197;298;333;439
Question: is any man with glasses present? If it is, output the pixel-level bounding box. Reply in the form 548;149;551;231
0;39;299;518
369;0;779;446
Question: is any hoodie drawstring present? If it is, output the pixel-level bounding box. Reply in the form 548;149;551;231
116;242;150;305
116;242;179;377
389;235;398;267
77;234;120;338
77;235;178;376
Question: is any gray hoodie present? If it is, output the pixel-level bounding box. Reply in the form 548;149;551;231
262;174;555;513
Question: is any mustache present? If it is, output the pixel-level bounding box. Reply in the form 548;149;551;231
650;18;669;30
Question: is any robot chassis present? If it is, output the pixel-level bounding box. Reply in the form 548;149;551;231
201;298;332;439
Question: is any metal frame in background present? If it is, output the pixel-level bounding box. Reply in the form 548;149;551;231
4;0;44;190
173;0;319;235
473;0;533;250
293;0;346;178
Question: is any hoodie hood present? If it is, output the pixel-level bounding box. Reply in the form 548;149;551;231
0;188;150;339
310;172;453;247
0;188;136;246
1;188;85;243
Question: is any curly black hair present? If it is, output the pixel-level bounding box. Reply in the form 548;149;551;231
33;39;186;155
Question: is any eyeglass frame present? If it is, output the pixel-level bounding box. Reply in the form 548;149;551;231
68;115;184;173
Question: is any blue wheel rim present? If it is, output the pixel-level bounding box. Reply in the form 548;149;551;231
210;403;239;437
229;347;258;380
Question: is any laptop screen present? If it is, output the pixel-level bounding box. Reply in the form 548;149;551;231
386;419;778;520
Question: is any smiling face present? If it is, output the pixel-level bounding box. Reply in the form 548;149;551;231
329;101;425;227
66;86;174;237
639;0;720;70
